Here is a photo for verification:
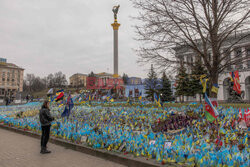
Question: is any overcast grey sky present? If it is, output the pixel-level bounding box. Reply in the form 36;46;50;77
0;0;150;79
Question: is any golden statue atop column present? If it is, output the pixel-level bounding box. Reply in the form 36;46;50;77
112;5;120;31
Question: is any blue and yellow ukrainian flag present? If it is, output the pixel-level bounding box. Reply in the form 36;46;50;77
157;96;162;107
154;93;161;107
200;75;208;93
154;93;158;103
211;83;219;94
138;91;142;100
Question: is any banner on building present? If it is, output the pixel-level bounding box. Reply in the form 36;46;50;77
86;77;124;90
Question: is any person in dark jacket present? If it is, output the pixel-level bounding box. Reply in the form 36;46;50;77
39;100;54;154
5;96;9;106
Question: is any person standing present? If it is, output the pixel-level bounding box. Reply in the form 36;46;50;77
39;100;54;154
5;96;9;106
26;95;29;103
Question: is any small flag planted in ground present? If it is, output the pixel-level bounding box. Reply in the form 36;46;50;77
47;88;53;96
154;93;162;107
200;75;208;93
55;89;64;102
61;94;74;117
204;93;218;123
138;91;142;100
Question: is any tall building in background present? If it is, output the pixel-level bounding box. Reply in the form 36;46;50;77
0;58;24;100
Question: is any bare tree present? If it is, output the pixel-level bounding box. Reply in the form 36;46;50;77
53;71;68;88
46;72;68;88
23;72;68;93
132;0;250;97
24;74;35;92
23;74;46;93
47;73;54;88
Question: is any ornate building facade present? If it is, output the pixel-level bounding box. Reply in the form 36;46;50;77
0;58;24;100
175;30;250;102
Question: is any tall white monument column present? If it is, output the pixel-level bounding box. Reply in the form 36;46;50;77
111;5;120;78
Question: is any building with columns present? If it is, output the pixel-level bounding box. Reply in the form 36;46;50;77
0;58;24;100
175;30;250;102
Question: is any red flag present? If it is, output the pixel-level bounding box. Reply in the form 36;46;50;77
215;136;223;146
174;82;177;88
231;119;235;128
244;108;250;127
230;71;241;94
55;92;64;102
238;108;243;122
244;108;249;121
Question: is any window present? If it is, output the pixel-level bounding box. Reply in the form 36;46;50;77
235;48;243;70
227;65;232;71
18;71;20;78
187;56;192;64
247;48;250;56
208;53;211;61
247;60;250;69
179;57;184;65
196;56;202;62
0;58;7;63
224;50;232;71
224;50;231;60
236;49;242;57
236;64;243;70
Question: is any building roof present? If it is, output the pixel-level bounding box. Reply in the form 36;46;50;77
129;77;142;79
96;72;113;76
0;62;24;70
70;73;87;78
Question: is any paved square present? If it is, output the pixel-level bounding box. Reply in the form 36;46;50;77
0;128;125;167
